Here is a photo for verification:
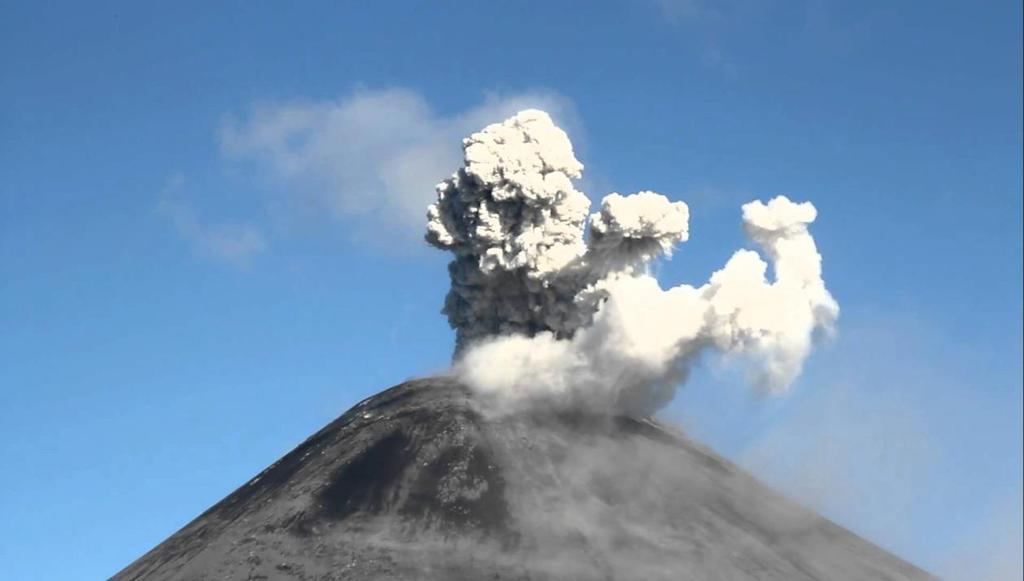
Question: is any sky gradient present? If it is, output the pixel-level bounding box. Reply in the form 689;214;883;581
1;2;1021;579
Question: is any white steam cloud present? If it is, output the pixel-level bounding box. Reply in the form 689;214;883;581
426;110;838;416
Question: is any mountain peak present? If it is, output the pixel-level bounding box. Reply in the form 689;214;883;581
113;377;932;580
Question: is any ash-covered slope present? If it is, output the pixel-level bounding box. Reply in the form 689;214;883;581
113;378;932;580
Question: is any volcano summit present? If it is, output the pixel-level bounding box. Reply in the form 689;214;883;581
115;111;931;579
114;377;932;580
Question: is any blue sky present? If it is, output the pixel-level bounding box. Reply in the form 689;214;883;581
1;1;1020;579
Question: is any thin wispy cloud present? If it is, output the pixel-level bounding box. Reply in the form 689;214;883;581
652;0;705;23
725;310;1023;579
647;0;740;77
219;88;574;248
158;89;575;260
941;486;1023;581
158;198;267;267
700;44;738;77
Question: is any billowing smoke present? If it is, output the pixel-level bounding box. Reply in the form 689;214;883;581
426;110;838;416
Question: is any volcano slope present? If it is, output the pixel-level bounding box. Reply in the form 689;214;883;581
113;377;933;580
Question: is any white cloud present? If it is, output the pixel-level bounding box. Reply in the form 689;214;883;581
158;199;266;267
218;88;573;247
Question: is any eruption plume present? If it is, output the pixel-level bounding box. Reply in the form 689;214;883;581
426;110;838;416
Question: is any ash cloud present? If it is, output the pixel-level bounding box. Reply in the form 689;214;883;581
427;110;838;416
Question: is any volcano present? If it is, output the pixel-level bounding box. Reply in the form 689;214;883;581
113;378;933;580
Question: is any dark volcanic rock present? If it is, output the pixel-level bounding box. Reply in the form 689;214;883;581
112;377;934;580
